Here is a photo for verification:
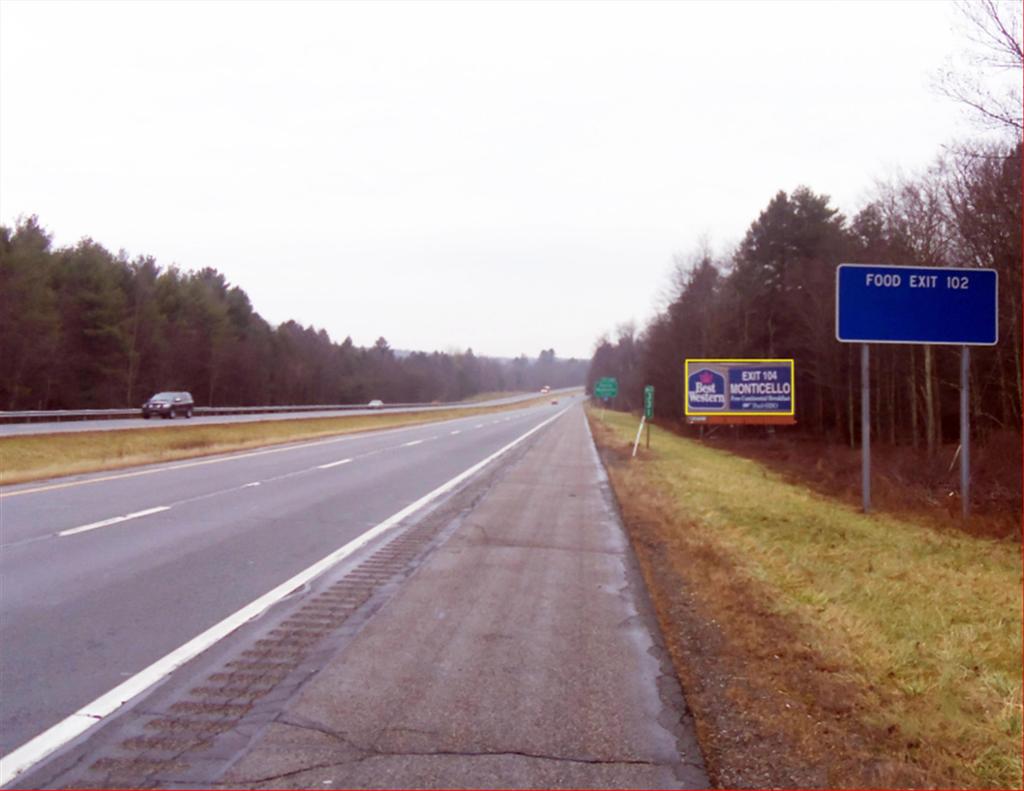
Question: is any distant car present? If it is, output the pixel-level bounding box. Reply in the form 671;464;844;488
142;391;194;419
368;399;384;409
551;399;559;405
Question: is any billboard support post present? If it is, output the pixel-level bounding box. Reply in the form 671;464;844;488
861;344;871;514
961;346;970;520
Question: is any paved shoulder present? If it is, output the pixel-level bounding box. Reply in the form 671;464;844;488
225;406;708;789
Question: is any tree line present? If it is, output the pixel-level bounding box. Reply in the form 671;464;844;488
0;219;586;410
588;139;1021;451
589;1;1023;453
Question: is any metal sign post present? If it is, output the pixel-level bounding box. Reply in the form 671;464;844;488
961;346;970;519
861;344;871;513
836;264;997;516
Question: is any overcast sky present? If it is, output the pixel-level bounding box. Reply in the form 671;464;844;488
0;0;984;359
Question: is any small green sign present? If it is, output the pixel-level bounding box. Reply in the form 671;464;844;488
594;377;618;399
644;385;654;419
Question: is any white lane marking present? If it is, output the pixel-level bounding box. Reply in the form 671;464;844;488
242;482;261;488
316;458;353;470
3;412;514;500
474;424;484;429
0;405;572;786
57;506;171;538
402;440;423;447
450;430;461;435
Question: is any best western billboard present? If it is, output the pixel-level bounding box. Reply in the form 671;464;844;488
685;359;795;417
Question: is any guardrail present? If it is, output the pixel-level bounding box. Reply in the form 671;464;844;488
0;402;455;423
0;391;578;424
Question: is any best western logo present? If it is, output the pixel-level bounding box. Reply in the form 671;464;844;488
688;368;726;408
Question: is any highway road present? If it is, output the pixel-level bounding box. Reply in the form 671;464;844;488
0;395;581;779
0;390;574;437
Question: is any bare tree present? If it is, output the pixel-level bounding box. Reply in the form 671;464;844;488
935;0;1023;137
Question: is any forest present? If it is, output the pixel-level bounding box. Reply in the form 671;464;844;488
587;137;1021;452
0;218;586;410
587;1;1022;459
587;1;1023;460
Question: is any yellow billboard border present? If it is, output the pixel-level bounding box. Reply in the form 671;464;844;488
685;358;796;417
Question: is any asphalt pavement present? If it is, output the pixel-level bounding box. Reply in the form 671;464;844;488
222;405;707;789
2;396;706;788
1;399;571;761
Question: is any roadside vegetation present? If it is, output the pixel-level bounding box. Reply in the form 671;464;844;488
586;4;1022;526
589;408;1022;789
0;396;561;486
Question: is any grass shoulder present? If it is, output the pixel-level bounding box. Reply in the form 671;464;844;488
587;406;1021;789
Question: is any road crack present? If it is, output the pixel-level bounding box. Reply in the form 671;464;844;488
236;716;665;785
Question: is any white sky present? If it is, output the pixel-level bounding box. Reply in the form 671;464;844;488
0;0;982;359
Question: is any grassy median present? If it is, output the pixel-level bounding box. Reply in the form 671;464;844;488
0;396;563;486
588;408;1021;789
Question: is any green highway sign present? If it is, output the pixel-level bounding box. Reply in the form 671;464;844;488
644;385;654;419
594;377;618;399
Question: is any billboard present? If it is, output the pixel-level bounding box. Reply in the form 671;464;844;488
685;359;794;418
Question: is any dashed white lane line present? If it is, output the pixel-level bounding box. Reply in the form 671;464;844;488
58;506;171;538
3;409;523;500
317;458;353;470
45;408;558;540
450;430;461;435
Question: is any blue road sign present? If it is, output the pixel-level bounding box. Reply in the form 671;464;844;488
836;264;998;345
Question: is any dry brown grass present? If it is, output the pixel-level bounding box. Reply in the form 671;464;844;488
589;408;1022;789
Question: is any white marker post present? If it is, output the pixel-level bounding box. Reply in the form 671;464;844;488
632;415;645;458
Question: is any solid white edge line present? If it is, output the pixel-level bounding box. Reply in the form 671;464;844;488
57;507;171;538
0;405;571;787
316;458;353;470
